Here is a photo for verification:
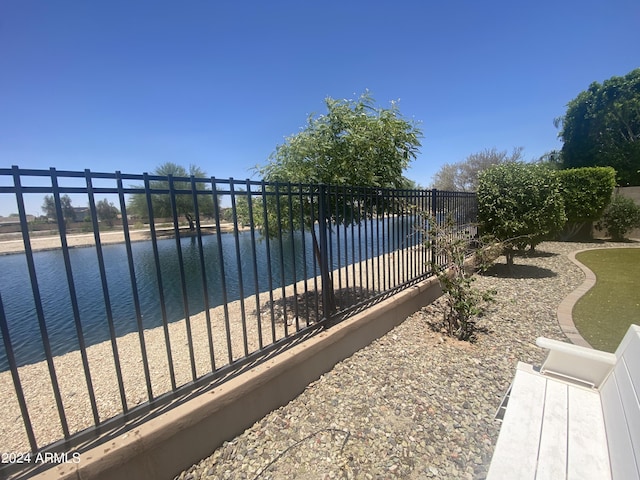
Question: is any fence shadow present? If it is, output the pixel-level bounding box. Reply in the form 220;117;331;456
253;286;378;325
515;250;559;259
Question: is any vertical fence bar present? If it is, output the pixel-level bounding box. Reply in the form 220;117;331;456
431;188;438;269
376;188;382;292
384;188;390;290
393;188;398;286
378;189;389;291
0;291;38;452
116;172;153;402
412;190;421;276
326;185;335;297
401;189;406;284
317;184;334;320
229;180;249;357
144;173;176;390
357;186;364;297
349;186;357;299
309;189;320;321
422;189;427;275
191;176;216;372
260;181;277;344
85;169;128;413
364;187;371;294
13;167;70;439
51;169;100;424
342;185;350;300
211;179;233;364
246;180;264;350
286;182;300;331
298;184;310;326
168;175;197;381
335;185;342;294
410;189;416;277
274;183;288;335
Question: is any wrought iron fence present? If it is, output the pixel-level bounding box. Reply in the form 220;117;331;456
0;166;476;476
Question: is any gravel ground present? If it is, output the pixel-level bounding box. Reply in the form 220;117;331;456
2;240;635;478
0;246;414;453
173;240;636;480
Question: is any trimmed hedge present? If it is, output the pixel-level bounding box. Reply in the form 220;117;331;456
557;167;616;223
478;162;566;265
557;167;616;239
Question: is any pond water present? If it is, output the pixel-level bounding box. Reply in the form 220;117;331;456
0;218;420;370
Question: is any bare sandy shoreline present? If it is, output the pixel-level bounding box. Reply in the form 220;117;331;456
0;223;244;255
0;247;409;454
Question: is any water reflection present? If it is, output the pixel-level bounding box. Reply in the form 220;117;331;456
0;217;422;370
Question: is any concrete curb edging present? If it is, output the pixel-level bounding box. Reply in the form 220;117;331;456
556;249;598;348
34;276;443;480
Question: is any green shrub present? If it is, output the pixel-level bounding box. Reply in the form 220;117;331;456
81;217;93;233
556;167;616;240
596;195;640;241
477;162;566;266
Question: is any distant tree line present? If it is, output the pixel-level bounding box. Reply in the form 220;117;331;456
41;195;120;227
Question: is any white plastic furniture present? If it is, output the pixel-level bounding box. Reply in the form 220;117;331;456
487;324;640;480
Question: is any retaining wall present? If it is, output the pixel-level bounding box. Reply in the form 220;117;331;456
32;275;443;480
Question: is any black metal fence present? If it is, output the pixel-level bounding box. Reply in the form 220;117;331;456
0;166;476;475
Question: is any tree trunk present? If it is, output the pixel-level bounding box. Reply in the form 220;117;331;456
185;213;195;231
311;227;336;316
505;248;515;272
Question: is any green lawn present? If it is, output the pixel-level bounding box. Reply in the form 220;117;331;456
573;248;640;352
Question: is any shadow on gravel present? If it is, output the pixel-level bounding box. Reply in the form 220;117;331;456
254;286;377;325
481;263;557;279
515;250;559;258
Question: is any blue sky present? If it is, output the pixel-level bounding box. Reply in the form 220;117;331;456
1;0;638;216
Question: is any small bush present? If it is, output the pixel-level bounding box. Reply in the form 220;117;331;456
596;195;640;241
428;216;496;341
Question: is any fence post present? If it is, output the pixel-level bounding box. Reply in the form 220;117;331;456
317;184;335;321
430;188;438;267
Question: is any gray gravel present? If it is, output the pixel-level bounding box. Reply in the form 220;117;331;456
174;241;633;480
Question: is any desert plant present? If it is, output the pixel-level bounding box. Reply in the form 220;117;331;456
596;195;640;241
428;215;496;341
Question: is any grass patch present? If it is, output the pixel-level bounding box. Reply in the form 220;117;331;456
573;248;640;352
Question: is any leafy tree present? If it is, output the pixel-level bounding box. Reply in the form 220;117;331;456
254;92;422;313
127;163;215;230
596;194;640;241
556;167;616;240
258;91;422;186
557;68;640;186
431;147;524;191
477;163;566;266
537;150;564;170
96;198;120;227
397;176;423;190
41;194;76;224
254;91;422;233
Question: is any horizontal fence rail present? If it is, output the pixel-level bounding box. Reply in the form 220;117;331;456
0;166;477;477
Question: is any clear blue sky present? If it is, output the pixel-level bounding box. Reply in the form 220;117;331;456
1;0;638;216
